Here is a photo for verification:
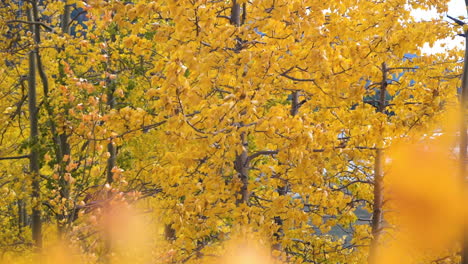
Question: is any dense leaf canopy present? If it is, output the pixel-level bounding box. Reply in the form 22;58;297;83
0;0;463;263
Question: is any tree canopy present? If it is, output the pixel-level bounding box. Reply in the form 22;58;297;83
0;0;464;263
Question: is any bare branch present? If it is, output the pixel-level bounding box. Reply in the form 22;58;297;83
447;14;465;26
0;155;30;161
216;15;231;20
387;67;418;71
279;70;315;82
247;150;278;163
7;20;54;32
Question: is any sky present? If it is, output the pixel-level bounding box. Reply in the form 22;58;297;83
412;0;467;54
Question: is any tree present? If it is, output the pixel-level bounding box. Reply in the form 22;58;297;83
0;0;462;263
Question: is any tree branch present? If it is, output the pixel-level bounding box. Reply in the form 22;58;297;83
387;67;418;71
247;150;278;163
0;155;30;161
7;20;54;32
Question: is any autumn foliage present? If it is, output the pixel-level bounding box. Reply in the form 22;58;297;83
0;0;466;263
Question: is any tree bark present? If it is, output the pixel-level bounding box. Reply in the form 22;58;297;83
56;1;72;236
17;199;27;237
27;4;42;250
106;88;116;184
231;0;248;205
290;90;300;116
368;62;387;264
104;34;117;184
230;0;241;26
369;149;383;263
61;1;71;34
272;91;300;251
234;132;249;205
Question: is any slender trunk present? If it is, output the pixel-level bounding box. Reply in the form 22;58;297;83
106;88;116;184
230;0;249;205
57;132;71;237
459;9;468;263
290;90;300;116
164;224;176;241
33;0;72;237
369;62;387;263
230;0;241;26
102;99;115;263
104;32;117;185
241;3;246;25
239;134;249;203
27;5;42;249
369;149;383;263
234;132;249;205
103;35;117;263
106;142;116;184
58;0;72;203
272;91;300;251
17;199;27;237
61;1;71;34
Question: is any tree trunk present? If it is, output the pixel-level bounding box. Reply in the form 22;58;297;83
272;91;300;251
102;31;118;263
106;88;116;184
234;132;249;205
369;149;383;263
61;1;71;34
27;4;42;250
104;34;117;184
230;0;249;206
56;2;72;237
230;0;241;26
17;199;27;237
368;62;387;263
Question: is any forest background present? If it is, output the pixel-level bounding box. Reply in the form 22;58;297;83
0;0;467;263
